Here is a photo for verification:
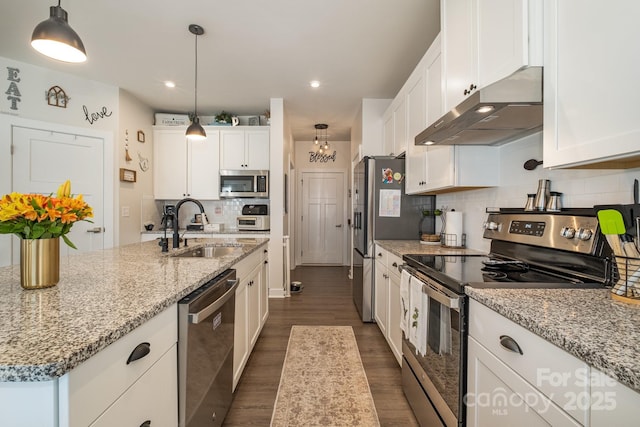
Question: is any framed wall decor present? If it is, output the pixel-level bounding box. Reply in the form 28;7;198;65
119;168;137;182
248;116;259;126
137;130;145;142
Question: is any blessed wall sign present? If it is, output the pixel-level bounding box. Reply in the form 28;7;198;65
309;150;337;163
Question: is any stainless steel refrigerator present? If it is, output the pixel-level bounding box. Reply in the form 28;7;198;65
352;156;435;322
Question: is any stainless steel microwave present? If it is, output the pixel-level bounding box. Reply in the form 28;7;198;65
219;170;269;198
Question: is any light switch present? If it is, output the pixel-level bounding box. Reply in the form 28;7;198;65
121;206;130;217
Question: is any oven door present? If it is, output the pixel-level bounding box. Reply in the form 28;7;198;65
402;270;466;427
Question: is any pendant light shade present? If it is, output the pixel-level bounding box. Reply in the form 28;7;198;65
186;117;207;140
31;2;87;63
186;24;206;140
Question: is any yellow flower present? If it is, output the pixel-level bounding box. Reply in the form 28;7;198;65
57;180;71;198
0;181;93;249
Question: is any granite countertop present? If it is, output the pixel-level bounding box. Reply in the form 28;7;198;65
466;287;640;393
0;237;268;382
375;239;486;258
141;229;270;235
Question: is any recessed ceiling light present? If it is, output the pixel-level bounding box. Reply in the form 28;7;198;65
310;80;320;88
164;81;176;88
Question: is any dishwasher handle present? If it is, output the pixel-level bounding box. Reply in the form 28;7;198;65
188;278;239;324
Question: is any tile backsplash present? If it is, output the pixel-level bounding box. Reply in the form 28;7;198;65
436;132;640;252
143;198;269;231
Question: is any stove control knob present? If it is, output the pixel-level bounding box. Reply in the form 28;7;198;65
484;221;499;231
560;226;576;239
576;228;593;241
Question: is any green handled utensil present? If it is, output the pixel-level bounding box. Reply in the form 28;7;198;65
597;209;629;295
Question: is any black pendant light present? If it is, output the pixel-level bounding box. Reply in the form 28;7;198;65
31;1;87;63
186;24;207;140
314;123;327;150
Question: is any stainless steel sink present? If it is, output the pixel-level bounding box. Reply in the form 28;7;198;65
173;246;241;258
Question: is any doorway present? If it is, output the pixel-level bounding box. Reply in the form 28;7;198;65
298;171;347;265
7;123;112;264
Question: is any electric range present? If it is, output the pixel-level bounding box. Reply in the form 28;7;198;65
400;209;611;427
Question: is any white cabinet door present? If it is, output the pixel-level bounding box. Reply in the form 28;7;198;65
233;278;248;390
247;263;262;348
476;0;542;88
188;130;220;199
442;0;542;112
393;99;407;156
153;129;188;199
543;0;640;168
220;128;270;170
154;128;220;199
260;249;269;324
220;130;246;170
467;337;580;427
590;368;640;427
422;146;500;193
387;270;402;366
374;261;388;336
245;130;270;170
383;111;394;156
442;0;476;112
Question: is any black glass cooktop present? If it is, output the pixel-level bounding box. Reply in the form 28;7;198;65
402;254;603;295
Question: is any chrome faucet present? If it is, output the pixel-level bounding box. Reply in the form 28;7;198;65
172;198;207;249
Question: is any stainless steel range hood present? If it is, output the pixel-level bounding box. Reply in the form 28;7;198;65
415;67;543;146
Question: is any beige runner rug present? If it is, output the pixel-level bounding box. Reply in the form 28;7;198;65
271;326;380;427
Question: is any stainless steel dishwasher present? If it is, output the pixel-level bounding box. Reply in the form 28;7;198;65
178;269;239;427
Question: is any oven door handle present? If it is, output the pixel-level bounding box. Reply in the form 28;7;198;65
423;282;460;310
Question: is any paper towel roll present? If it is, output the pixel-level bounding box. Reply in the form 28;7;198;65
444;211;463;247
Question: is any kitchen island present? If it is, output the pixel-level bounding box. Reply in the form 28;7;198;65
0;237;268;426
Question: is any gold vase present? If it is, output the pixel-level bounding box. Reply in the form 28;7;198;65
20;238;60;289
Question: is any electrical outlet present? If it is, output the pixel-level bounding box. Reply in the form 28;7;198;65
121;206;130;217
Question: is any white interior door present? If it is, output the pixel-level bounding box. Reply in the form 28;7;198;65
300;171;345;265
11;126;105;259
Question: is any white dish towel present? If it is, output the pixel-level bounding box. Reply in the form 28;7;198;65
400;269;411;336
409;274;424;353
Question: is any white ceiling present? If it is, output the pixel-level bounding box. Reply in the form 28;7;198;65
1;0;440;141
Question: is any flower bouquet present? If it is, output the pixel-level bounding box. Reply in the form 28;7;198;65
0;180;93;249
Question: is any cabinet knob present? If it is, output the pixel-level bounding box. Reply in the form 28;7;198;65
126;342;151;364
499;335;523;355
463;84;477;96
392;262;398;268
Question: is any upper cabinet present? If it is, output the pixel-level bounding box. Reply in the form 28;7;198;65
382;98;407;157
153;127;220;200
220;127;269;170
442;0;543;112
406;35;443;194
543;0;640;168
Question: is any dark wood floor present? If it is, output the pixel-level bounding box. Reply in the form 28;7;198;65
223;266;419;426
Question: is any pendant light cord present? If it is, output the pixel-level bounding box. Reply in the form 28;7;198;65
194;32;198;116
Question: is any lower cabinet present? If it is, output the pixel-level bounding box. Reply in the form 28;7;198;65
89;345;177;427
60;304;178;426
233;246;269;390
373;245;403;366
0;305;179;427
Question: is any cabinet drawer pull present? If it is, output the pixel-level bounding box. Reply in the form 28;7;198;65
499;335;523;355
126;342;151;365
140;421;151;427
